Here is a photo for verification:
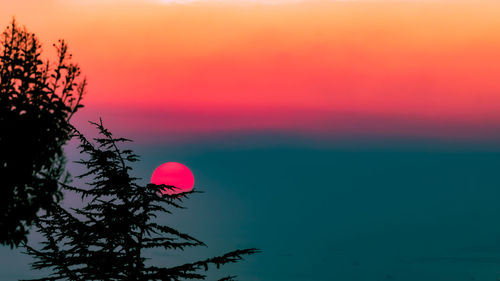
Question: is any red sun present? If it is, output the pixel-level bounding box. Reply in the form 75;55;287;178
151;162;195;195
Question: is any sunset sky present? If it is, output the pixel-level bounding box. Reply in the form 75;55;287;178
2;1;500;280
2;0;500;143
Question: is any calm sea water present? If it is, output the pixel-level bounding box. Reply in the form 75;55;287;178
2;137;500;281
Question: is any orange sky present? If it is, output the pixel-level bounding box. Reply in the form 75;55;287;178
2;0;500;142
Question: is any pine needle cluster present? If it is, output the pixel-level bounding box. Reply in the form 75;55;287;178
0;19;85;247
24;120;258;281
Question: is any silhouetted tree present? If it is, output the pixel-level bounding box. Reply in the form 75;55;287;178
24;120;258;280
0;20;85;247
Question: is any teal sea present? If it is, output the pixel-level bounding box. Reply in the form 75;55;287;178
2;136;500;281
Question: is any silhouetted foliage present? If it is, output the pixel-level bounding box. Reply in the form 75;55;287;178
0;20;85;247
23;120;259;280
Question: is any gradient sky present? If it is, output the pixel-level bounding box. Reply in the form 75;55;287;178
2;0;500;143
2;1;500;280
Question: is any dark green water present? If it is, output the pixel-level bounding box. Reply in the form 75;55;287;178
2;138;500;281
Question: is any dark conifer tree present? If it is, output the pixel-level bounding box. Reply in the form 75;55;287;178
23;120;258;280
0;20;85;247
